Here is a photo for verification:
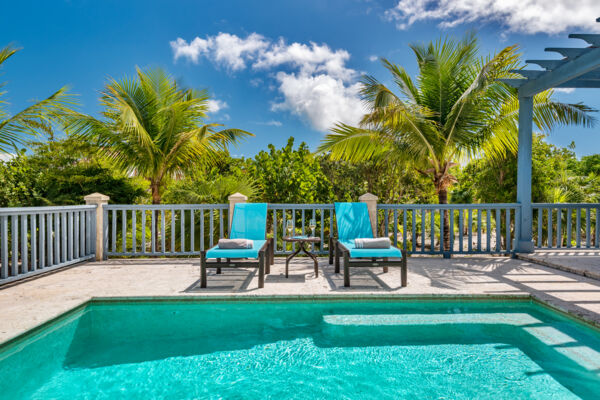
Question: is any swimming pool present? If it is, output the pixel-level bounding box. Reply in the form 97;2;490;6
1;298;599;399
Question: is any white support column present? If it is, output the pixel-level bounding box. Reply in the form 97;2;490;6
516;95;535;253
84;192;110;261
359;192;378;236
228;193;248;232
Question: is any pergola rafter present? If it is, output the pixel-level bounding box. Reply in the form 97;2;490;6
497;17;600;252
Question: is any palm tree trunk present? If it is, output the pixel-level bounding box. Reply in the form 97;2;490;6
151;183;161;204
438;188;450;252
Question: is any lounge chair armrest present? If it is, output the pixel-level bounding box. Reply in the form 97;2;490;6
258;239;270;251
337;241;349;252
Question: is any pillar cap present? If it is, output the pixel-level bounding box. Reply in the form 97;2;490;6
359;192;378;201
84;193;110;203
228;192;248;201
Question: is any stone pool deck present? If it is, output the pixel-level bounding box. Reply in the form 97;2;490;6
1;255;600;344
517;250;600;280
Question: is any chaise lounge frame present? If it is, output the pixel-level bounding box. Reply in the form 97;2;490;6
328;238;407;287
200;238;274;288
328;202;407;287
200;203;274;289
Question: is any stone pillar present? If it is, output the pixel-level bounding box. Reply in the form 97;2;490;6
84;192;110;261
228;193;248;232
359;192;378;236
515;95;534;253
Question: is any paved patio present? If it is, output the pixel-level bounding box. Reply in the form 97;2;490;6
1;255;600;344
518;250;600;280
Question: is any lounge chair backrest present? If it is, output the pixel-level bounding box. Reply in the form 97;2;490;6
334;202;374;241
229;203;268;240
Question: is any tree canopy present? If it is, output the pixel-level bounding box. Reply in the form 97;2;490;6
64;67;251;203
319;34;595;205
0;45;75;153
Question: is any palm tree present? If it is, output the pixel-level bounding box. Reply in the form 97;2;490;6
0;45;74;153
319;34;595;250
164;174;257;204
66;67;252;204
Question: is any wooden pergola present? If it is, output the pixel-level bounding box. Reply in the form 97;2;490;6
500;17;600;252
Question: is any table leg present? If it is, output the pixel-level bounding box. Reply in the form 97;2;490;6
300;243;319;277
285;245;302;278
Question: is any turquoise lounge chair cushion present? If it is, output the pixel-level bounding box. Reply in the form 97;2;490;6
205;240;267;259
229;203;268;240
335;202;403;258
205;203;268;259
339;240;403;259
334;202;374;242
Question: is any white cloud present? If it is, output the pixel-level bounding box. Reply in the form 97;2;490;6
253;40;355;81
254;120;283;127
369;55;378;62
170;33;268;70
171;33;365;131
271;72;364;131
385;0;600;34
249;78;263;87
206;99;228;113
210;33;269;71
170;37;211;63
554;88;576;94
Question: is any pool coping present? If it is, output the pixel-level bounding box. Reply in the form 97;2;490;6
2;292;600;353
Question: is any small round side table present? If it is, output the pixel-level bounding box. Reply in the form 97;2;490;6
283;236;321;278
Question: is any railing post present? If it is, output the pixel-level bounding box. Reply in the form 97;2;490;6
228;193;248;233
515;95;534;253
84;193;110;261
359;193;378;236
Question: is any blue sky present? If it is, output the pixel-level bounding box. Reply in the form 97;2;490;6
2;0;600;157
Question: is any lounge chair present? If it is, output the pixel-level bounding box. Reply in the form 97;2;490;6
200;203;274;288
328;202;407;287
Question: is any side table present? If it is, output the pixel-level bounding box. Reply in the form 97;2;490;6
283;236;321;278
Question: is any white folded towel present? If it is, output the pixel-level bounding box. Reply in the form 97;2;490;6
354;238;391;249
218;238;253;249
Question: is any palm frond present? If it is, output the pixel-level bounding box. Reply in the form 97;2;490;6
63;67;250;200
0;45;18;67
0;86;76;152
319;123;393;162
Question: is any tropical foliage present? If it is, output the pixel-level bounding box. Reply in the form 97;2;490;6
455;134;600;204
250;137;331;203
0;137;146;207
164;137;435;205
1;134;598;210
0;45;74;153
64;67;251;204
0;35;598;213
164;157;257;204
319;34;595;248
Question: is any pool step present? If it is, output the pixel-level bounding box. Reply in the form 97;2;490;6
322;313;542;327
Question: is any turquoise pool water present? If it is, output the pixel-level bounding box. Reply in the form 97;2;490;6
1;299;599;399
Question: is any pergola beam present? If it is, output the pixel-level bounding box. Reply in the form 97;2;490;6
568;33;600;46
518;46;600;97
544;47;592;59
508;70;545;79
525;60;566;70
500;77;600;89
